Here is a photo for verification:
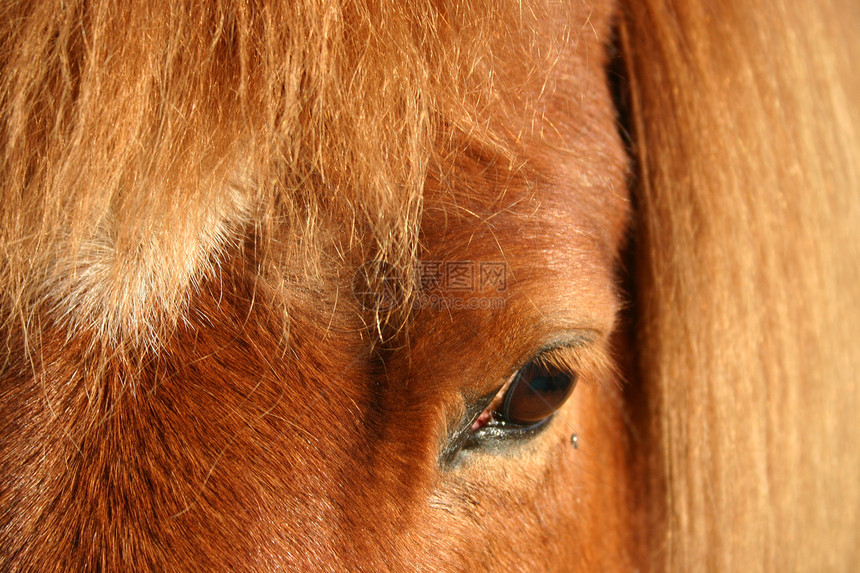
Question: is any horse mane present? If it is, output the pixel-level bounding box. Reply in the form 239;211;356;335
622;0;860;569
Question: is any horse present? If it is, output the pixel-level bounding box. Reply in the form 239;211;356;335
1;0;858;570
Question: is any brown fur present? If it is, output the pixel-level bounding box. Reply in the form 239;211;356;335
1;0;858;570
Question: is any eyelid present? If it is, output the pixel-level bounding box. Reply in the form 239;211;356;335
520;334;606;383
533;345;589;379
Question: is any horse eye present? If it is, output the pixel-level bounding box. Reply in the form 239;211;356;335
470;359;578;434
501;361;577;426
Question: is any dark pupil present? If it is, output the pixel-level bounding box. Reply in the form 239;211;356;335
501;362;577;425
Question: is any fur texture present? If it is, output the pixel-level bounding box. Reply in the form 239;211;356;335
1;0;858;570
622;1;860;569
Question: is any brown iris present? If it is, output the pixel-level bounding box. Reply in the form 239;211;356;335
472;360;578;432
501;361;577;425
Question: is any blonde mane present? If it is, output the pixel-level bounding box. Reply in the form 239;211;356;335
622;0;860;568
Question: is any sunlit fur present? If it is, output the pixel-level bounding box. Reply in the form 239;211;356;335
621;1;860;569
1;0;858;570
